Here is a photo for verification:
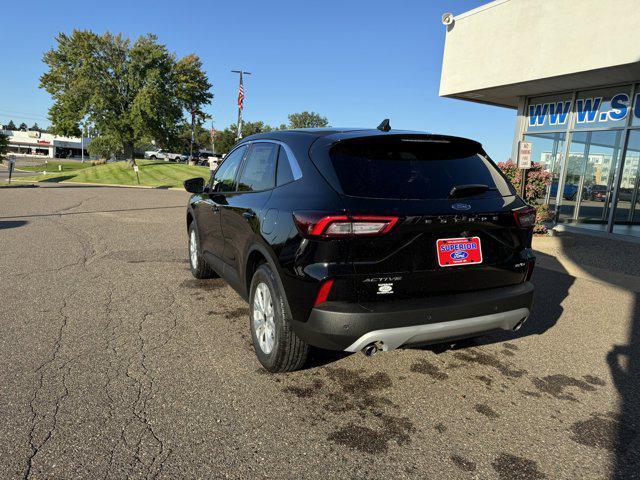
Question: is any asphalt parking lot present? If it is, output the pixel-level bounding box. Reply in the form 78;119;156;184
1;184;638;479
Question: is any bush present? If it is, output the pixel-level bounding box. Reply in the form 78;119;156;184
87;135;122;160
497;160;553;234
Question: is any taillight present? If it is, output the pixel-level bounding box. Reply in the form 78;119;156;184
314;279;334;306
513;206;536;228
293;212;398;238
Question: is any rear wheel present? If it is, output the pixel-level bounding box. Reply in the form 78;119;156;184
188;223;216;279
149;155;157;160
250;263;308;372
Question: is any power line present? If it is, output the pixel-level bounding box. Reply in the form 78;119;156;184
0;110;50;123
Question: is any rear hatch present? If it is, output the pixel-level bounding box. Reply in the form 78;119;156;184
309;133;533;302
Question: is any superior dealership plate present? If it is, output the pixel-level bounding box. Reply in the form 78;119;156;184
436;237;483;267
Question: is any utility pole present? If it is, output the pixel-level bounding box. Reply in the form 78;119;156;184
189;107;196;164
231;70;251;141
81;122;85;163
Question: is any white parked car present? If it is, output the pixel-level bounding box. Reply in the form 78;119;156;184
144;149;188;162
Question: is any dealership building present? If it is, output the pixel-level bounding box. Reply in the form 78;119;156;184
0;128;90;159
440;0;640;239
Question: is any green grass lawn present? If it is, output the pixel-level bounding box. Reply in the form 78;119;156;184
19;161;93;173
18;160;209;189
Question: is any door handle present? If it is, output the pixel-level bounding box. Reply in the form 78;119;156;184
212;205;220;213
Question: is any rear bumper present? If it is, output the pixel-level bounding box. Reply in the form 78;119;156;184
292;282;534;351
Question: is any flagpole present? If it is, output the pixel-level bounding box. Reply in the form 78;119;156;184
236;72;243;141
231;70;251;141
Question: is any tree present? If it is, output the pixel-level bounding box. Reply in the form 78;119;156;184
287;111;328;129
6;120;16;131
214;121;273;154
30;123;41;132
0;132;8;162
19;122;28;131
40;30;212;164
174;54;213;160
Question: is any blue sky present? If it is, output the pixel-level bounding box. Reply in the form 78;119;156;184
0;0;516;160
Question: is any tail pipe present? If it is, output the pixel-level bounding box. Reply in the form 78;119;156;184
362;341;385;357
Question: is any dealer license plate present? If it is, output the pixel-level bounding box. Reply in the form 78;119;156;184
436;237;483;267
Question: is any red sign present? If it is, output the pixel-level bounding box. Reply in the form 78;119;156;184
436;237;483;267
37;140;50;145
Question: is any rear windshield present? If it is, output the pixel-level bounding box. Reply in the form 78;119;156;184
329;137;515;200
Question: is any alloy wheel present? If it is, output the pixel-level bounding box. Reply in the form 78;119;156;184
253;282;276;354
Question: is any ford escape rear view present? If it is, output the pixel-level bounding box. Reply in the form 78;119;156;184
183;127;536;372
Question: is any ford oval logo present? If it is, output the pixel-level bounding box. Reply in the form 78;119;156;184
451;251;469;260
452;203;471;211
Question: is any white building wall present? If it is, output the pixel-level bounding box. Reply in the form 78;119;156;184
440;0;640;106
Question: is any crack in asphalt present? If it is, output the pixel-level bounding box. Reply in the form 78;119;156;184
12;192;204;478
24;299;71;479
124;310;171;478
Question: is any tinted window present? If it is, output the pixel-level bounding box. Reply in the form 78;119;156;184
212;145;246;192
276;146;295;186
329;137;515;200
237;143;278;192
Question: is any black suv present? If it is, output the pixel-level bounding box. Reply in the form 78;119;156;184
184;128;536;372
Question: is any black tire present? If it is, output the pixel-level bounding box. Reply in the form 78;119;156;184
249;263;308;372
188;223;217;279
150;155;157;160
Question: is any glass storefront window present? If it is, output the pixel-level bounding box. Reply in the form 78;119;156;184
526;93;573;133
573;86;633;131
612;129;640;236
558;130;625;225
521;84;640;237
523;132;566;210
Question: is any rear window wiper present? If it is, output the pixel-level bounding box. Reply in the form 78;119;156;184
448;184;495;198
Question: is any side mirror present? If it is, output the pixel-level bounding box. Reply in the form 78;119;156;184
183;177;205;194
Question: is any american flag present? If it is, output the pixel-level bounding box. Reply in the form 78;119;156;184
237;75;245;110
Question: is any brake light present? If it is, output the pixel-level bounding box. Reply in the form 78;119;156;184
293;212;398;238
314;279;334;306
513;206;537;228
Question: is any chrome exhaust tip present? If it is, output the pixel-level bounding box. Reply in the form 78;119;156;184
512;317;527;331
362;341;384;357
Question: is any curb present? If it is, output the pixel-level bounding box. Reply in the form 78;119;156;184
6;178;186;192
59;181;186;191
6;178;186;191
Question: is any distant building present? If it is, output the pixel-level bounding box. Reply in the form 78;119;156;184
0;128;91;159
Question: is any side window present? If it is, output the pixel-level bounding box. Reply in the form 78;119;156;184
276;146;295;186
236;143;278;192
212;145;247;192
